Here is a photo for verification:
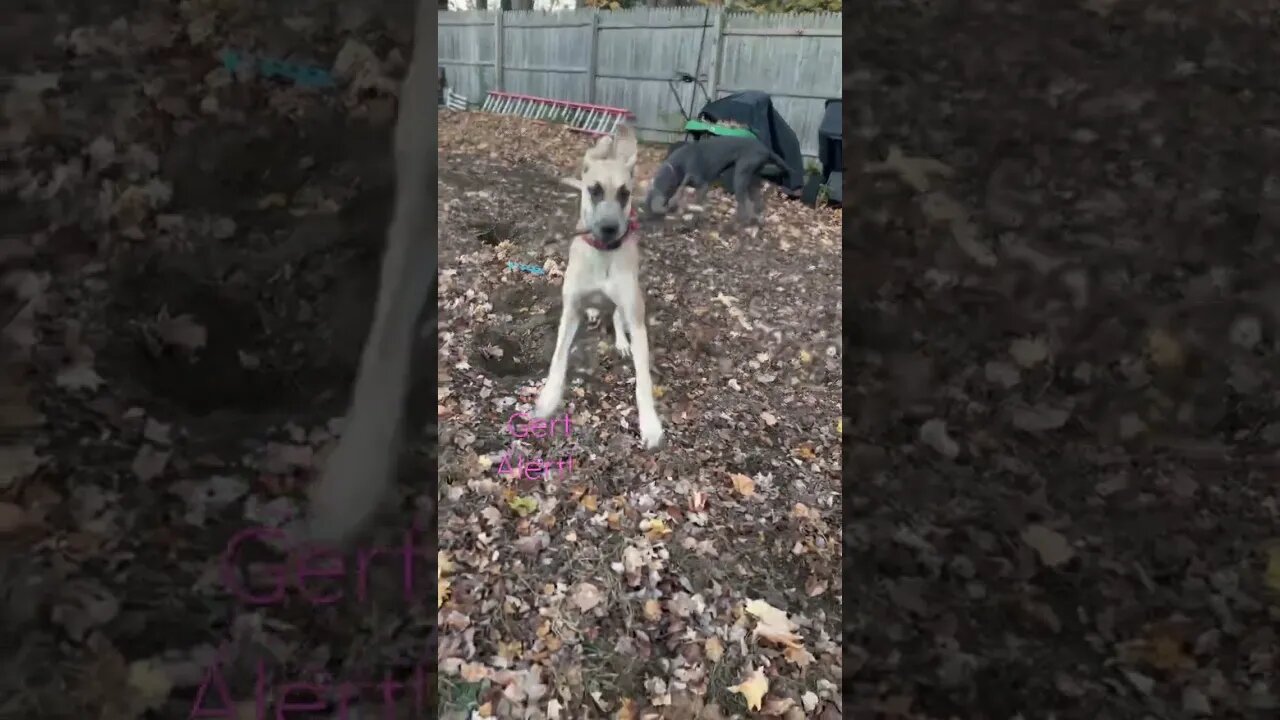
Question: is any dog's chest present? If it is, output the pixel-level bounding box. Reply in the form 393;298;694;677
568;240;635;304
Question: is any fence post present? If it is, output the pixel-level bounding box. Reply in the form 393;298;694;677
493;10;505;92
706;7;726;109
586;9;600;104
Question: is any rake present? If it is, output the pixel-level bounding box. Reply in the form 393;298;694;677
480;90;635;137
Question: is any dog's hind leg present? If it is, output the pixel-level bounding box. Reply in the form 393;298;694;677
732;162;759;225
535;295;582;418
749;178;767;225
612;307;631;357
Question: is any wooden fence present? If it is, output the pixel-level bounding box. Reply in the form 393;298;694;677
438;7;841;158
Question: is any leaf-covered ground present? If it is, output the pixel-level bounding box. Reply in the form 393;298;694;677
3;2;429;719
848;2;1280;718
435;112;843;718
1;2;841;719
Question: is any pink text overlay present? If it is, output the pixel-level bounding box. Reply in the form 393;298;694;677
191;658;431;719
505;412;572;438
496;449;574;481
219;524;426;606
499;412;575;481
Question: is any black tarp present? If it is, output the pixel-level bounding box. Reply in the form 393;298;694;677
818;99;841;177
817;99;842;205
698;91;805;195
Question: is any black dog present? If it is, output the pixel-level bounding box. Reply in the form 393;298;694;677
644;135;788;225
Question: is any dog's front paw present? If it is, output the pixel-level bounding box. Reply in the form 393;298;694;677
615;336;632;357
534;385;561;418
585;307;600;322
638;413;664;449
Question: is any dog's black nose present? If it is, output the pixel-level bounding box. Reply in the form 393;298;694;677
598;221;619;239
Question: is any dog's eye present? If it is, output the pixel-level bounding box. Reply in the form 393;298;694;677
589;183;604;200
616;187;630;204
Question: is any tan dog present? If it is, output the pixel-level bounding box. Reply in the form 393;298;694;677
306;0;435;545
542;124;664;449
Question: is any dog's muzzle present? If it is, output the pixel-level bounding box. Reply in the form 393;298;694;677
579;210;639;251
596;220;621;246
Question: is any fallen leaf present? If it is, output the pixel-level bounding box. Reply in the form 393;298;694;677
156;313;207;352
258;193;288;209
55;360;104;392
439;551;454;607
643;598;662;621
643;518;671;541
1182;687;1212;716
1145;632;1194;672
580;494;598;511
728;667;769;712
1146;328;1184;369
508;495;538;516
762;697;796;715
729;473;755;497
1011;403;1072;432
745;599;804;649
621;545;645;586
1023;524;1075;568
804;576;827;597
571;582;603;612
689;491;707;511
984;360;1022;389
459;661;489;683
704;637;724;662
784;646;816;667
142;418;171;444
127;659;173;711
760;411;778;426
919;418;959;458
0;444;44;487
0;502;32;533
1010;336;1050;367
131;445;170;481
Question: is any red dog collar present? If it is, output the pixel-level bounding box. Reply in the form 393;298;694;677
578;209;639;251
